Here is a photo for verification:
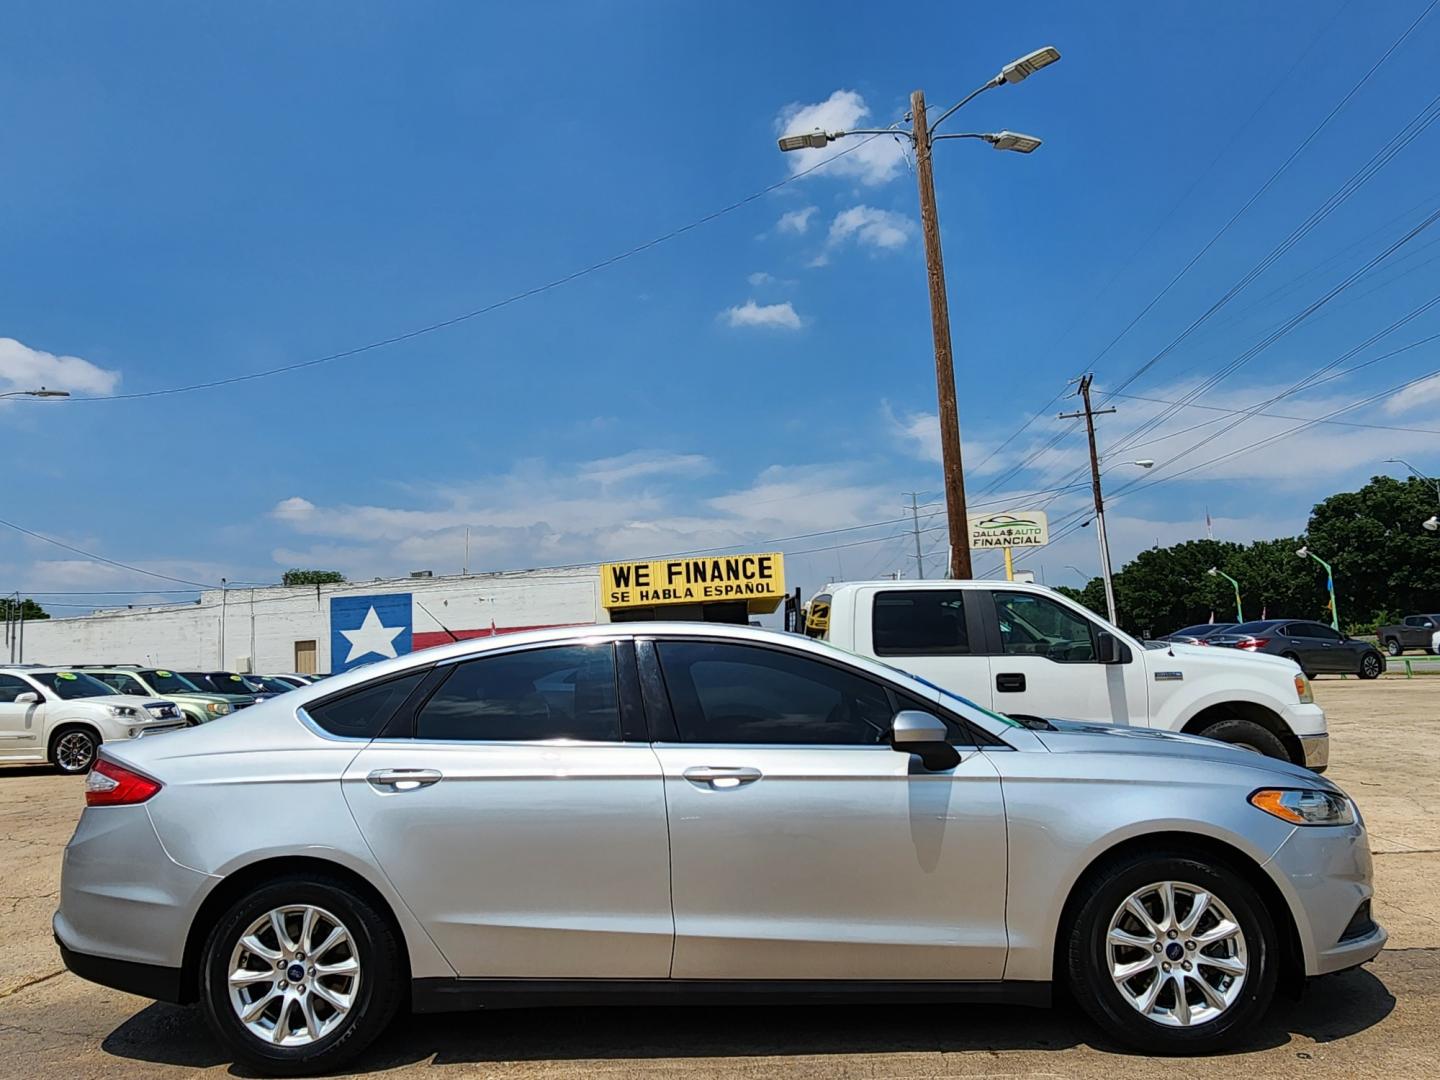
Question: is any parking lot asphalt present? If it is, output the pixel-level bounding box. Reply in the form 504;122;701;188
2;677;1437;1079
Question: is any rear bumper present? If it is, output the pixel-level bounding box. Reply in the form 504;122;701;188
55;936;187;1003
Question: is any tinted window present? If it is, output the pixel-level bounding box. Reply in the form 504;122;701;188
992;592;1096;662
0;675;33;704
29;672;118;699
97;672;147;695
1229;621;1282;634
872;590;970;655
144;670;202;694
415;644;620;742
1404;616;1422;626
307;670;427;738
657;640;894;745
1299;622;1341;641
1173;624;1214;636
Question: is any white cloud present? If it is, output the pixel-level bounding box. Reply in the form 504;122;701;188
828;205;914;252
0;336;120;397
577;450;713;486
776;207;818;235
1385;372;1440;414
881;403;1008;477
776;90;906;186
722;300;803;330
747;271;775;286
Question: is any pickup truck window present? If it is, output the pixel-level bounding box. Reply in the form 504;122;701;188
872;590;970;656
993;592;1096;663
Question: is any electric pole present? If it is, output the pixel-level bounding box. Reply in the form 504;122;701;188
905;492;927;579
1059;374;1119;623
911;90;972;581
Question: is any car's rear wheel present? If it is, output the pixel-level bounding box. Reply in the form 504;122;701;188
1196;717;1288;761
200;875;402;1077
1066;852;1277;1054
1358;652;1384;680
50;727;98;775
1385;638;1403;657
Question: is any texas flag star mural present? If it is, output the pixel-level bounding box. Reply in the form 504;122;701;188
330;594;413;672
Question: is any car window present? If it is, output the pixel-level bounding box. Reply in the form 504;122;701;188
1404;616;1421;626
656;640;894;745
992;592;1096;662
28;671;119;699
306;670;428;738
872;590;970;655
98;673;147;695
1174;624;1212;636
1303;623;1342;641
415;644;620;742
0;675;34;704
144;670;202;694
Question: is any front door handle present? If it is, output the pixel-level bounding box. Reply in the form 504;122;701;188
996;672;1026;692
367;768;443;792
683;766;763;789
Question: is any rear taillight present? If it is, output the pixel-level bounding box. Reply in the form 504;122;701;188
85;759;162;806
1236;637;1270;650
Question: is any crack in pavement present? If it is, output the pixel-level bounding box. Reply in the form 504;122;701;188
0;969;63;1001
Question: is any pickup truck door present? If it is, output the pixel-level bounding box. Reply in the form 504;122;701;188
853;586;995;709
982;589;1149;726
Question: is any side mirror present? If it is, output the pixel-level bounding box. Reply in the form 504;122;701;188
891;710;960;771
1096;630;1118;663
14;691;40;705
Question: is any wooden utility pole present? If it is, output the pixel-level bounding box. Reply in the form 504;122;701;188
911;90;972;580
1059;374;1119;622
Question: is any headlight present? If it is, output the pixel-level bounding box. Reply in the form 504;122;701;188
206;701;233;716
107;705;139;719
1293;673;1313;704
1250;788;1355;826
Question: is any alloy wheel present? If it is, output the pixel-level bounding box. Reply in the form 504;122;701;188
227;904;360;1047
1363;654;1382;678
1106;880;1248;1028
55;732;95;772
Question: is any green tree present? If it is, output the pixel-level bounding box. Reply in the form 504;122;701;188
282;569;346;587
0;597;49;621
1109;540;1245;636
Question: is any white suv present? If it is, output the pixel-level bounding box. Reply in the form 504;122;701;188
0;667;187;774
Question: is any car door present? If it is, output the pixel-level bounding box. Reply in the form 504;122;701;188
0;674;45;760
645;636;1008;981
340;641;673;979
1293;622;1344;672
984;590;1148;726
856;586;994;708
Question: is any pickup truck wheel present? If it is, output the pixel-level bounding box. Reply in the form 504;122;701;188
1358;652;1384;680
1385;638;1402;657
1196;718;1288;761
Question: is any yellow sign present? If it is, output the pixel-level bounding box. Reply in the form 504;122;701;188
602;552;786;612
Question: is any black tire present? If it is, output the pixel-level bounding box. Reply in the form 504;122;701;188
199;874;402;1077
1358;651;1384;680
1197;717;1289;762
1385;638;1403;657
1066;850;1278;1055
49;726;98;775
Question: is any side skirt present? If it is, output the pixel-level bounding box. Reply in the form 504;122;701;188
412;977;1051;1014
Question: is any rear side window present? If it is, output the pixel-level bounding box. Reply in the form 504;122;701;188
873;590;970;655
415;644;620;742
306;670;427;738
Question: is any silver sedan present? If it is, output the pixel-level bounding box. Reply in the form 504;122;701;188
54;623;1384;1075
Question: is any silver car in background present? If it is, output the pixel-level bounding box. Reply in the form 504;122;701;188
55;623;1384;1075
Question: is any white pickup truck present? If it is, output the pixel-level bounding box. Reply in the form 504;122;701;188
807;580;1328;771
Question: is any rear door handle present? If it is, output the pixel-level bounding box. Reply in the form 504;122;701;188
367;768;443;792
996;672;1026;692
683;766;763;789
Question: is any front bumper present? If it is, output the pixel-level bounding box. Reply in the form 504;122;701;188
1267;819;1385;976
1299;732;1329;772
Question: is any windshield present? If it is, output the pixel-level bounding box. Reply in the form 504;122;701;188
254;676;294;693
142;669;203;694
30;671;120;700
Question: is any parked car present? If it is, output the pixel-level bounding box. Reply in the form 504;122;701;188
181;672;276;699
250;675;305;694
262;673;317;689
81;667;257;725
1376;614;1440;656
1158;622;1237;645
1208;620;1386;679
55;623;1383;1074
0;667;186;774
807;581;1326;769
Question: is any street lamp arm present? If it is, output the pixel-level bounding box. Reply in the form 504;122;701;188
931;133;990;142
927;78;1002;135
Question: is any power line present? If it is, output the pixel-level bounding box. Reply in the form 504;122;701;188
0;516;218;589
40;136;887;404
1107;390;1440;438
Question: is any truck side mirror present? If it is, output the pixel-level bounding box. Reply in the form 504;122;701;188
890;710;960;771
1096;630;1131;664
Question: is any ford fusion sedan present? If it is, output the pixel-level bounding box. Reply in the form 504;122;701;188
56;624;1383;1075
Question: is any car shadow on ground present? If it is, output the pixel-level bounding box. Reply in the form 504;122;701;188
101;967;1395;1076
0;765;65;778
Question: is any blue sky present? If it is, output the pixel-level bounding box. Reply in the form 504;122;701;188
3;0;1439;612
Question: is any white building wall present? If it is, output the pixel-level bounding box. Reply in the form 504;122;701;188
20;568;603;672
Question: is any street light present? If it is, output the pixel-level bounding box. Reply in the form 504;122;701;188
1384;458;1440;525
1296;546;1339;631
1425;516;1438;532
777;45;1060;581
1207;567;1244;623
0;387;70;399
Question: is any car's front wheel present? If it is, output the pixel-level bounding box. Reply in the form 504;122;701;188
199;875;402;1077
1066;851;1278;1054
1358;651;1384;680
50;727;98;775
